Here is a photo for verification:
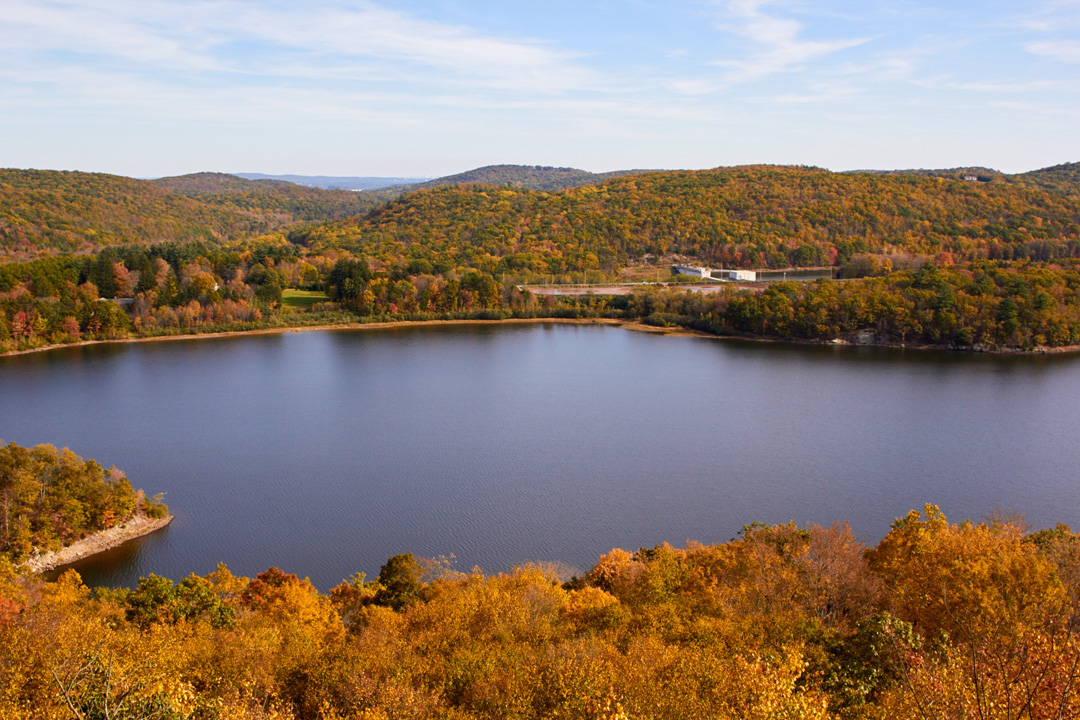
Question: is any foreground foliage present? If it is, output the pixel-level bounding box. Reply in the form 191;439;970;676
1;506;1079;718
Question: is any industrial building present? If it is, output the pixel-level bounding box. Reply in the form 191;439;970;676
670;265;762;282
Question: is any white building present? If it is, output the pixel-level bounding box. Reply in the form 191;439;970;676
671;264;712;279
726;270;757;281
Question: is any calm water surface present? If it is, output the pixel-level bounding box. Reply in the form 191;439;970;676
2;324;1078;589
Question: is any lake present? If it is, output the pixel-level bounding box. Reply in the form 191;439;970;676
2;323;1079;590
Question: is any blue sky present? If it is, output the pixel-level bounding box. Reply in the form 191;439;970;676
2;0;1078;177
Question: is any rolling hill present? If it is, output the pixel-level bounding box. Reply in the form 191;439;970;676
5;162;1079;267
850;162;1080;195
365;164;652;200
293;164;1080;272
152;172;381;222
233;173;430;190
0;170;380;258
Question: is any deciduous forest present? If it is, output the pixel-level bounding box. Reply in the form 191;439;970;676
3;163;1080;355
1;503;1078;719
3;164;1080;716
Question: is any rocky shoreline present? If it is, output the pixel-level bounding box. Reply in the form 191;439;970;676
21;514;174;574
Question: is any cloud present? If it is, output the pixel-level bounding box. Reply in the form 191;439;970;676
230;2;599;93
1026;40;1080;62
1013;1;1080;36
0;0;601;94
0;1;219;70
988;99;1080;118
709;0;870;83
912;76;1065;93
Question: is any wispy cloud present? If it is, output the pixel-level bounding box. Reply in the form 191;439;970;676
1;0;1078;176
0;0;601;94
913;76;1066;93
988;99;1080;118
1026;40;1080;63
709;0;870;83
1014;0;1080;60
229;2;600;93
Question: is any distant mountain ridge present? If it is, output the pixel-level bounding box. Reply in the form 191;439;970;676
152;172;382;220
365;164;654;199
234;173;430;190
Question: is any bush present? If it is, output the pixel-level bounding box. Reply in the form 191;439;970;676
143;492;170;519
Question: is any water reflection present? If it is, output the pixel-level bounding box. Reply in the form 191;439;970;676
44;523;173;585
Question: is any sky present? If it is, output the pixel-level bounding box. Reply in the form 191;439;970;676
1;0;1079;178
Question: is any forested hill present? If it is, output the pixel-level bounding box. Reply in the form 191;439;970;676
151;172;381;221
849;161;1080;195
5;163;1079;268
294;164;1080;272
153;172;295;194
0;170;380;259
233;173;428;190
366;164;650;199
849;166;1006;182
1016;162;1080;194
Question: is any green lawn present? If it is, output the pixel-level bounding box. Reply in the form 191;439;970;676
281;289;331;310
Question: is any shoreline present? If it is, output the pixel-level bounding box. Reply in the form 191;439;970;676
21;514;174;574
2;316;1078;358
1;317;628;357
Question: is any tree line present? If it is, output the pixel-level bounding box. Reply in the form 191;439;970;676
3;238;1080;353
634;261;1080;351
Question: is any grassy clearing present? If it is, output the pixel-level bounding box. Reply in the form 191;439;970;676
617;264;670;283
281;289;330;310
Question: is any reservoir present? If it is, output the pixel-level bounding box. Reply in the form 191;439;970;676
2;323;1079;590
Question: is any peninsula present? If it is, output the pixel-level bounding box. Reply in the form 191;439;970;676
0;441;170;573
21;513;174;574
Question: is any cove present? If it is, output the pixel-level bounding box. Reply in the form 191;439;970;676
2;323;1079;590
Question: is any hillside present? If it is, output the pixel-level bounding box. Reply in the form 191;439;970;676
850;166;1007;183
6;163;1079;269
1016;161;1080;194
852;162;1080;195
152;172;381;221
295;164;1080;273
152;172;295;194
366;164;651;199
0;170;380;259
